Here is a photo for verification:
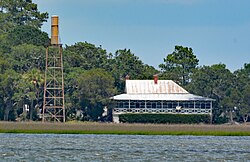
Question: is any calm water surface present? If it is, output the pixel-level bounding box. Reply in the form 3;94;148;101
0;134;249;161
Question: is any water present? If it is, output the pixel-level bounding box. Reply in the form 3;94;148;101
0;134;249;162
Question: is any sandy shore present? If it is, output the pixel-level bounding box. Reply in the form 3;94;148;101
0;122;249;136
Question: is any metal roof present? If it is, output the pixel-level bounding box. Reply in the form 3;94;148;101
112;80;214;101
125;80;188;94
111;93;214;101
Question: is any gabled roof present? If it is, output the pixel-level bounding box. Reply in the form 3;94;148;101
126;80;188;94
112;80;214;101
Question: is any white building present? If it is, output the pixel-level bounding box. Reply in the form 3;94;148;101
111;76;214;123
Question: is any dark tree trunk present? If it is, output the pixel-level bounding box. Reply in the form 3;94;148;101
243;114;249;123
4;99;12;121
230;111;233;124
30;99;34;120
4;108;10;121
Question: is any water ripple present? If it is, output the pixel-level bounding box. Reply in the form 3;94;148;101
0;134;250;161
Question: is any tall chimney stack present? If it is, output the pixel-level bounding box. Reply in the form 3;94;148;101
51;15;59;45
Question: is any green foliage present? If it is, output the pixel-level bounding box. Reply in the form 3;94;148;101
112;49;158;92
7;44;46;72
76;68;117;121
64;42;111;71
0;33;11;53
0;69;20;120
213;116;228;124
0;12;15;34
119;114;211;124
240;85;250;122
113;49;145;79
0;0;48;28
0;55;10;73
112;49;144;92
64;67;85;120
233;63;250;122
187;64;234;99
21;68;44;120
7;25;50;47
159;45;199;86
187;63;250;123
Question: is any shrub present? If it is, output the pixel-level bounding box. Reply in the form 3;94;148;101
119;114;211;124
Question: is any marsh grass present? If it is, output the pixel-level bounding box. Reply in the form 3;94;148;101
0;122;250;136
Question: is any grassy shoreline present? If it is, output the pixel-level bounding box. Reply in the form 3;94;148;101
0;122;250;136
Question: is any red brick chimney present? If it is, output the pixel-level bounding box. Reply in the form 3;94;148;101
153;74;158;84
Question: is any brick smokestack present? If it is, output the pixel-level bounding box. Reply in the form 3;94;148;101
153;74;158;84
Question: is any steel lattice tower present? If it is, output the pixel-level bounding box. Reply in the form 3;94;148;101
42;16;65;122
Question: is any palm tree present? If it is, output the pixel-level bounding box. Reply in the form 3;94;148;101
22;68;44;120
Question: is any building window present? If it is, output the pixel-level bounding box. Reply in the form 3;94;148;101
130;101;135;108
189;102;194;108
163;101;168;108
156;101;162;109
173;102;178;109
178;102;189;108
136;102;140;108
152;102;156;108
195;101;201;109
117;101;124;108
205;102;211;109
179;102;184;108
124;101;129;108
146;101;152;108
183;102;189;108
168;102;173;108
201;102;206;109
140;101;145;108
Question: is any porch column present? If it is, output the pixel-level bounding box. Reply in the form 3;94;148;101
129;100;130;112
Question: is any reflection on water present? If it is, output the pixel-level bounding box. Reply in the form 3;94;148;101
0;134;250;161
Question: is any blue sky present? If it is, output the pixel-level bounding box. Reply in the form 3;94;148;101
33;0;250;71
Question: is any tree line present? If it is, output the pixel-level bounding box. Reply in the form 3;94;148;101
0;0;249;123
